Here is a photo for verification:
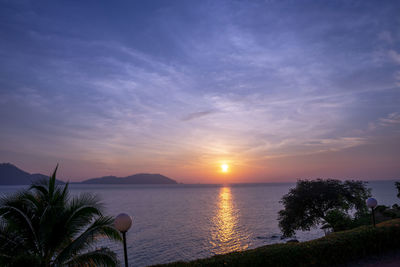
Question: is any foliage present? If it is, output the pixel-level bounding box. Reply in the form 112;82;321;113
322;209;353;232
349;204;400;230
396;181;400;198
277;179;371;237
155;219;400;267
374;204;388;213
375;205;400;220
0;166;122;267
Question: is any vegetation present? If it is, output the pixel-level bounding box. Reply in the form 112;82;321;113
0;166;122;267
396;181;400;198
155;219;400;267
374;204;400;221
278;179;371;236
319;181;400;232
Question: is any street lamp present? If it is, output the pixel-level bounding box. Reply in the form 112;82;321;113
114;213;133;267
366;197;378;227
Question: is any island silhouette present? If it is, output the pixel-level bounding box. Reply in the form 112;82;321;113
0;163;177;185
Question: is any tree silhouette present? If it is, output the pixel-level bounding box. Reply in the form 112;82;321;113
278;179;371;237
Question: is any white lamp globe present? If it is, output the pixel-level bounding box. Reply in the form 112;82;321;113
366;198;378;209
114;213;133;232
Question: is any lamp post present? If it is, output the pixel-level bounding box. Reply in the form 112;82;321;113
114;213;133;267
366;198;378;227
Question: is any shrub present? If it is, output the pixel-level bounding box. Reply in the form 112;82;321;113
323;209;353;232
375;205;388;213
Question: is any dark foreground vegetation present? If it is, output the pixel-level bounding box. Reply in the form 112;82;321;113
0;166;121;267
278;179;371;237
157;219;400;267
278;179;400;235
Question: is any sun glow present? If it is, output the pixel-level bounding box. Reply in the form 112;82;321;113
221;164;229;173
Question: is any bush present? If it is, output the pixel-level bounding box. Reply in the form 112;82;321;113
155;219;400;267
383;209;400;219
323;209;354;232
375;205;388;213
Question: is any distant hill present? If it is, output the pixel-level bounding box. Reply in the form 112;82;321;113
81;174;177;184
0;163;64;185
0;163;177;185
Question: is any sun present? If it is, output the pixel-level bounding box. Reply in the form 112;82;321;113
221;163;229;173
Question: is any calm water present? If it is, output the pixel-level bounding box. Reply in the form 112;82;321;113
1;181;398;266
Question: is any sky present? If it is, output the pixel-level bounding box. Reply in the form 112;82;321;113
0;0;400;183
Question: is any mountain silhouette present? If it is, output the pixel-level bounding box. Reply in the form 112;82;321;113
80;174;177;184
0;163;64;185
0;163;177;185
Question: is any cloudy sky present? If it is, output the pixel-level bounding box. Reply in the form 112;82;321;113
0;0;399;183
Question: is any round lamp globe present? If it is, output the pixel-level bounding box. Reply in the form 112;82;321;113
366;198;378;209
114;213;133;232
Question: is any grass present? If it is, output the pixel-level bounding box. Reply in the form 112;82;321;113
153;219;400;267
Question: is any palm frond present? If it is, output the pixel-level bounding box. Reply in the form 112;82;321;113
63;247;119;267
0;220;27;257
0;204;40;254
60;182;70;202
54;216;121;265
30;184;49;199
48;164;58;198
0;165;120;267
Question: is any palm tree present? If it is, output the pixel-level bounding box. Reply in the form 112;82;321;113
0;166;122;267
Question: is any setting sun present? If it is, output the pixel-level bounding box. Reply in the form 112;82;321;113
221;164;229;173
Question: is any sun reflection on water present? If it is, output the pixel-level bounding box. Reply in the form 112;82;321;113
210;187;249;254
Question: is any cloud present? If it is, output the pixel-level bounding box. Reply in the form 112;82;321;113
1;0;400;180
181;110;218;121
379;112;400;126
395;71;400;86
388;50;400;64
378;31;394;44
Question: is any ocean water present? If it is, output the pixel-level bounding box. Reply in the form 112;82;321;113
1;181;398;266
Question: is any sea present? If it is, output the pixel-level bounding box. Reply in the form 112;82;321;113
0;180;398;266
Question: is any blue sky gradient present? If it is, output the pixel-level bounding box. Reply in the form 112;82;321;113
1;0;399;182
